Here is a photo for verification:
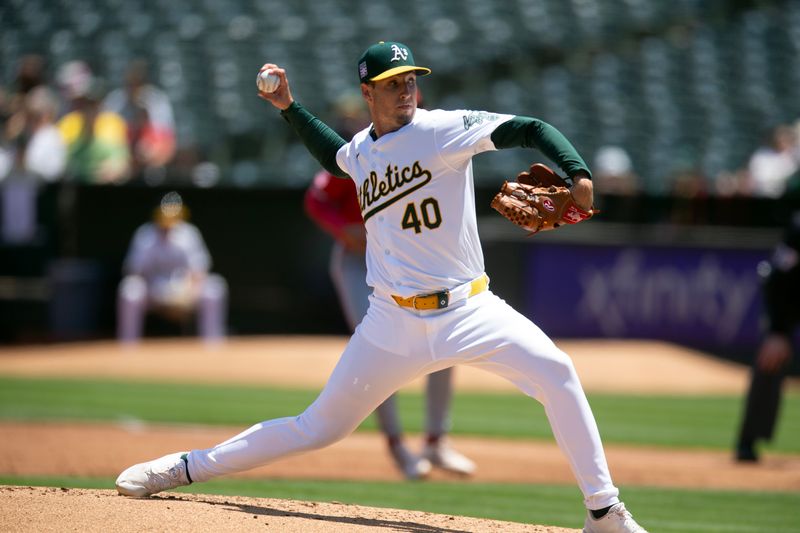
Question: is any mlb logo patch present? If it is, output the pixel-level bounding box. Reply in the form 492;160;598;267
359;62;368;79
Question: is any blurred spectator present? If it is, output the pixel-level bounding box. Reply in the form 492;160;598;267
0;54;51;180
712;169;750;198
56;61;130;184
592;145;639;196
0;78;66;242
117;191;227;345
746;124;800;198
4;86;67;181
0;88;9;180
591;145;643;222
735;211;800;462
14;55;47;93
669;166;710;225
2;54;47;115
103;59;176;183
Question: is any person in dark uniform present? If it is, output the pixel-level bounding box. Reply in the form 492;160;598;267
735;211;800;461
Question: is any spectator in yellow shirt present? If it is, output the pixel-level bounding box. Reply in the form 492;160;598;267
56;61;130;184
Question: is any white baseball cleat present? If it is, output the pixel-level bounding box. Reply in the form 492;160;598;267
423;441;476;476
389;444;432;480
116;452;192;497
583;502;648;533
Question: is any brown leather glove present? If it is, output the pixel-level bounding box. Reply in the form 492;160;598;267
491;163;598;235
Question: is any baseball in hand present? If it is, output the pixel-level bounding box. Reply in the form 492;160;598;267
257;69;280;93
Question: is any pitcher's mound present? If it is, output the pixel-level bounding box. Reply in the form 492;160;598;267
0;485;579;532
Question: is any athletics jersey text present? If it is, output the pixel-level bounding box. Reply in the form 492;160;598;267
359;160;432;221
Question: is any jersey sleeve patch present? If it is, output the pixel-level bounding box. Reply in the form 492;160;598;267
462;111;501;131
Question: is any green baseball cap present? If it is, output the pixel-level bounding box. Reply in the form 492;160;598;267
358;41;431;84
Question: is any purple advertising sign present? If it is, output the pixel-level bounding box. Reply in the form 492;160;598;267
526;244;769;351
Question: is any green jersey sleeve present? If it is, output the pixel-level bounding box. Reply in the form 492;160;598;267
491;116;592;180
280;101;349;178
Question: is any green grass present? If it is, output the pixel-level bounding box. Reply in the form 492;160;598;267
2;475;798;532
1;376;798;452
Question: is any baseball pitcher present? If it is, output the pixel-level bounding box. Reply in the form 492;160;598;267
116;41;647;533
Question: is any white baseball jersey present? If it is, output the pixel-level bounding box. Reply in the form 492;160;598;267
336;108;513;298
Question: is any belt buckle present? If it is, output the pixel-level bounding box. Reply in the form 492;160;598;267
413;289;450;309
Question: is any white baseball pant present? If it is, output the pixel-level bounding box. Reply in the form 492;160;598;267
329;242;453;437
186;287;620;510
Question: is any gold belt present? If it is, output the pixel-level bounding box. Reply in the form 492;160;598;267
391;274;489;310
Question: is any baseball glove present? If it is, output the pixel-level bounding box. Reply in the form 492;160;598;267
490;163;598;235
